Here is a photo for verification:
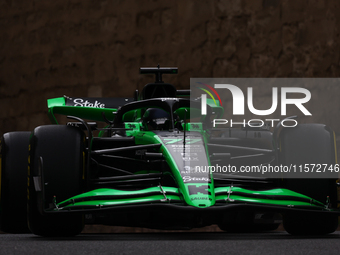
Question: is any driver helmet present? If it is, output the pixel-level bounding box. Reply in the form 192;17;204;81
142;108;170;130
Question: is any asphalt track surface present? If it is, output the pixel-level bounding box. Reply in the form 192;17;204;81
1;231;340;255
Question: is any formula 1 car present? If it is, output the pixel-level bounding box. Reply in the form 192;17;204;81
0;66;339;236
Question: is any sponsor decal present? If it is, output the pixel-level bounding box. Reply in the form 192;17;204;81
191;197;212;201
127;123;137;129
181;153;198;156
188;185;211;195
183;176;210;183
190;124;201;129
135;149;147;156
73;98;105;108
161;98;179;101
181;166;199;174
183;157;199;161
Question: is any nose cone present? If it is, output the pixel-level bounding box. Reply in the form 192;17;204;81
157;131;216;207
184;183;215;208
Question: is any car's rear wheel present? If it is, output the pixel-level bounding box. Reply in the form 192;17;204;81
28;125;85;237
279;124;338;235
0;132;31;233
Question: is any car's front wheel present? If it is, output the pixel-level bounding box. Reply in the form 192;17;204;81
279;124;338;235
27;125;85;237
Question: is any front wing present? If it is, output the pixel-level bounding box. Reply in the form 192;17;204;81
45;186;340;215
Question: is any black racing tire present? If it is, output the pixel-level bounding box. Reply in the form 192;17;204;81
279;124;338;235
218;223;280;233
27;125;85;237
218;212;280;233
0;132;31;233
283;212;338;235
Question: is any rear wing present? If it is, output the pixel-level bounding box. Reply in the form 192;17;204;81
47;96;134;124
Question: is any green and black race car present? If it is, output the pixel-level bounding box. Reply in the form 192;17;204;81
0;66;339;236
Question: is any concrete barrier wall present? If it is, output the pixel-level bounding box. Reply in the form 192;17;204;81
0;0;339;138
